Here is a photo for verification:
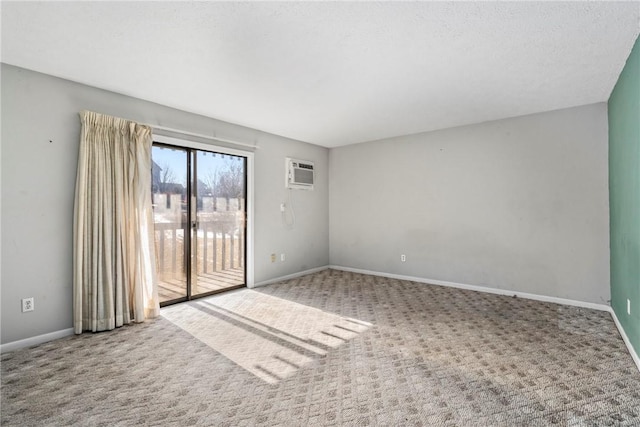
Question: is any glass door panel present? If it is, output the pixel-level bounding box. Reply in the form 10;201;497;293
152;145;189;304
152;142;247;306
192;151;246;296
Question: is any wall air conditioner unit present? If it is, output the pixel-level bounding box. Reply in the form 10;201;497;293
286;157;314;190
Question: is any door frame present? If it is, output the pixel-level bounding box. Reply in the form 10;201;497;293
153;134;255;291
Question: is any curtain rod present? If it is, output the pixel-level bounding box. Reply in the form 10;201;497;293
148;124;259;150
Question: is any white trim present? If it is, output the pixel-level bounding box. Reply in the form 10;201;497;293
329;265;639;371
609;307;640;372
5;267;638;375
152;134;255;287
329;265;611;312
150;125;259;150
246;154;255;287
331;265;638;373
1;328;74;353
252;266;329;288
153;134;255;158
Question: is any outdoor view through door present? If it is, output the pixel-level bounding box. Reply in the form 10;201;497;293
152;143;247;305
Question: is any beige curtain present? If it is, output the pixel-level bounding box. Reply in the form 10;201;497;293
73;111;159;334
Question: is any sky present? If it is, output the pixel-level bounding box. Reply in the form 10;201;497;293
152;145;245;187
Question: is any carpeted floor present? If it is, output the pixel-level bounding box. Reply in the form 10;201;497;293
2;269;639;426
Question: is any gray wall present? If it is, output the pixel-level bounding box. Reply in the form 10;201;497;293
1;64;329;344
330;104;610;304
0;63;611;345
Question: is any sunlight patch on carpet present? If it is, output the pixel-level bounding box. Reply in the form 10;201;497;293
161;289;371;384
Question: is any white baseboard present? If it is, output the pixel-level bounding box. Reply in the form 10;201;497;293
329;265;610;311
609;307;640;372
252;265;330;288
1;267;331;353
4;267;638;374
1;328;75;354
330;265;640;373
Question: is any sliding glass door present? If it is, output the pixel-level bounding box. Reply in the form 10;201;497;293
152;145;189;302
152;143;247;305
192;150;246;297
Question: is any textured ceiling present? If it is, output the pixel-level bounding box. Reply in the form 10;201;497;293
2;2;639;147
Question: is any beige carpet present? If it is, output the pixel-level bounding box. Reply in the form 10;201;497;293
2;269;639;426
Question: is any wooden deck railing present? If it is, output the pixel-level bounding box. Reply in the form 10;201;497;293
154;214;245;301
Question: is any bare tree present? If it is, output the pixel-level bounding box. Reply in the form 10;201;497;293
199;158;243;199
203;169;219;197
217;158;244;199
158;162;177;193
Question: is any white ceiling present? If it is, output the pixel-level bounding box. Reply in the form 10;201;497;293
2;2;639;148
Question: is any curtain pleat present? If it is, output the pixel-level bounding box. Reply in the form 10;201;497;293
73;111;159;334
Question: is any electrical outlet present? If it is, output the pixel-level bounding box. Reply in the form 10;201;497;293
271;253;276;263
628;299;631;315
22;297;34;312
401;254;406;262
281;253;286;262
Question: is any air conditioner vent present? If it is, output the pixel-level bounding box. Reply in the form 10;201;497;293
286;158;314;190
